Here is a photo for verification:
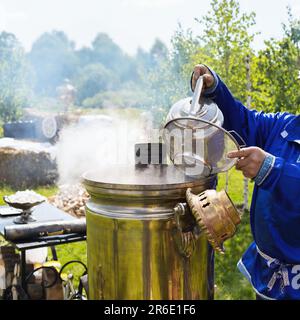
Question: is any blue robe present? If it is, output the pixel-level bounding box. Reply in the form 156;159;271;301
204;73;300;300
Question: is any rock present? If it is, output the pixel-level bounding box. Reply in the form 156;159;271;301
48;183;90;218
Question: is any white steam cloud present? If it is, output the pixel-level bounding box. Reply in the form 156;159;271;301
55;111;155;184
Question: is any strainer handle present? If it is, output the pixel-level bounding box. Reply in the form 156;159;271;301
190;75;203;115
227;130;247;148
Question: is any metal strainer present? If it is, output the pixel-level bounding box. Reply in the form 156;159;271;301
163;76;244;177
163;116;243;177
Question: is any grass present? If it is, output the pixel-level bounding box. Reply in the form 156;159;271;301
215;169;255;300
0;185;86;294
0;168;255;300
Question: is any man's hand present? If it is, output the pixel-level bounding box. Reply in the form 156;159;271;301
227;147;267;179
191;64;215;92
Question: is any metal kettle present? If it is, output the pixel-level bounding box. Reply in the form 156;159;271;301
163;76;242;177
165;76;224;127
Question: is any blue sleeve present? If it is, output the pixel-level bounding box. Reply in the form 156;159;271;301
259;156;300;212
200;71;292;148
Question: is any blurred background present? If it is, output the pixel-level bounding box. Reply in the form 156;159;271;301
0;0;299;300
0;0;299;127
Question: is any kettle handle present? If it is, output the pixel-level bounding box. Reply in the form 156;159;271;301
190;75;204;115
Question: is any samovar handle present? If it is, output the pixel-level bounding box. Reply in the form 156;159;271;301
173;202;200;258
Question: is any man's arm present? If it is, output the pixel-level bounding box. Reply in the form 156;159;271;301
191;64;299;186
191;65;293;148
209;73;300;213
259;156;300;210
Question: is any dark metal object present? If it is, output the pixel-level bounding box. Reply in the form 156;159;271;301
21;251;26;291
4;219;86;241
24;265;59;300
135;142;167;165
3;196;45;211
13;211;36;224
3;196;46;224
50;246;58;261
59;260;88;300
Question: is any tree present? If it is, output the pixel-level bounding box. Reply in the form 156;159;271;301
171;24;200;76
75;63;119;104
251;37;300;113
136;39;169;73
135;47;153;74
191;0;256;102
139;38;185;125
140;32;199;126
283;6;300;67
150;38;169;65
143;0;258;127
89;33;138;82
0;32;29;122
91;33;125;70
28;30;78;96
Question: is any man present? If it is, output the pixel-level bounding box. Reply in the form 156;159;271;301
191;64;300;300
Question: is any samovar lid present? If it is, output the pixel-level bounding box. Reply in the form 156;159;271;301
82;164;214;191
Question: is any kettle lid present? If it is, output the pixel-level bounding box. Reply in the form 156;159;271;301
166;97;224;129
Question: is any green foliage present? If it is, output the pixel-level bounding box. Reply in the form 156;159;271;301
150;38;169;65
75;63;118;104
284;6;300;51
28;30;78;96
216;170;255;300
251;38;300;113
91;33;124;68
251;7;300;113
29;96;66;112
82;84;151;109
140;31;199;127
80;33;139;82
191;0;256;102
49;241;87;290
0;32;29;122
136;38;169;73
143;0;258;127
171;25;199;73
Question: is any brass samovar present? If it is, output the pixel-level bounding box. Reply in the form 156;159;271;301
83;77;244;300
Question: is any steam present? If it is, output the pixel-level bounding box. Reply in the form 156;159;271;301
55;111;155;184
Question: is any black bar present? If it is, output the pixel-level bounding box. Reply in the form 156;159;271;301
50;246;58;261
21;250;26;293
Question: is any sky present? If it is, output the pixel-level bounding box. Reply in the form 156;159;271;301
0;0;299;55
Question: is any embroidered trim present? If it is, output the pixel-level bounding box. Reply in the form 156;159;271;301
254;154;275;186
256;246;292;293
